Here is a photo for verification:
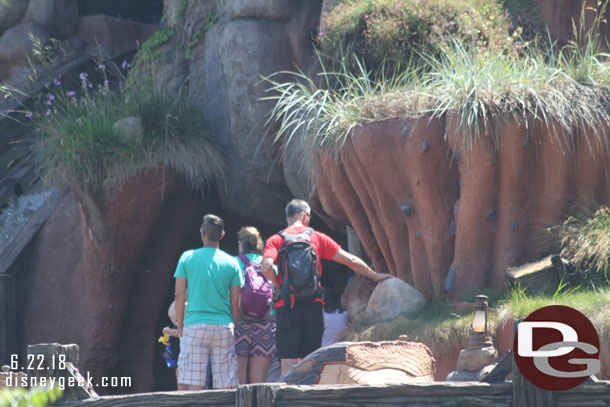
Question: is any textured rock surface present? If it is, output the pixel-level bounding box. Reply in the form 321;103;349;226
456;347;499;372
314;116;610;299
0;0;28;34
365;277;426;322
24;0;79;39
217;0;293;21
342;274;376;319
0;23;49;63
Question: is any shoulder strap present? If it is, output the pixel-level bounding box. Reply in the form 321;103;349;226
304;227;314;236
237;255;250;268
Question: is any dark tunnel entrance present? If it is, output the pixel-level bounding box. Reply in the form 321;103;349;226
77;0;164;24
151;205;353;391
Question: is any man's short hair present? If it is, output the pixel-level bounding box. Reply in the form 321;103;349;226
201;214;224;242
285;199;311;218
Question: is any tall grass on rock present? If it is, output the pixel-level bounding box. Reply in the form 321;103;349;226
31;61;224;192
556;206;610;285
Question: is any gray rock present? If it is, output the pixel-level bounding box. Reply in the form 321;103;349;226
217;0;293;22
446;370;479;382
0;0;28;34
365;277;426;322
24;0;78;39
0;23;49;63
282;131;315;200
212;19;295;225
456;347;498;372
476;364;497;381
112;117;142;143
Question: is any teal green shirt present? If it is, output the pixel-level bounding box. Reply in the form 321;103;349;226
174;247;244;326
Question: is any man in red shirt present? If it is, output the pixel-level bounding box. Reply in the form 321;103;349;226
261;199;392;376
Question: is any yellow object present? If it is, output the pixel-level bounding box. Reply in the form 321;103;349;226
158;332;170;346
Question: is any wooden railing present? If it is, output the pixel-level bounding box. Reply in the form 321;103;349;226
3;343;609;407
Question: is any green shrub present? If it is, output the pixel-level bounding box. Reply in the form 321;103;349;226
28;60;224;191
556;206;610;286
320;0;517;74
0;387;61;407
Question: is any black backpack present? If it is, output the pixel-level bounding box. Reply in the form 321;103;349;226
278;228;323;308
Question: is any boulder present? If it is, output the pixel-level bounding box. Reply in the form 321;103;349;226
24;0;79;39
112;117;142;143
341;274;376;319
0;0;28;34
0;23;49;63
456;347;499;372
217;0;293;22
445;369;479;382
365;277;426;322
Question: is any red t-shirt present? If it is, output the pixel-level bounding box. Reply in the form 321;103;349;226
263;226;341;307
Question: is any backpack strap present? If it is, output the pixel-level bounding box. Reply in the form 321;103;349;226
237;255;251;268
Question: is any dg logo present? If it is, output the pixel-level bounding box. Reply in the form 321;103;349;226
514;305;600;391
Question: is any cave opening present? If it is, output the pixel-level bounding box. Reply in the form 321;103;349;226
149;204;352;391
76;0;164;24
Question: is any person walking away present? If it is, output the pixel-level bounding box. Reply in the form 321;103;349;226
173;214;244;390
234;226;277;384
261;199;392;376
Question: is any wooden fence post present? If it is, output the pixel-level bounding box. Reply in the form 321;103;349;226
512;319;555;407
27;343;97;400
235;384;280;407
0;273;15;366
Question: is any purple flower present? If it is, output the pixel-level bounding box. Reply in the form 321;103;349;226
104;79;109;86
88;83;93;88
67;91;76;97
121;60;131;70
44;82;50;89
48;94;55;101
45;109;51;116
54;79;61;86
46;100;53;106
79;72;88;81
98;64;106;70
25;112;32;118
365;14;369;19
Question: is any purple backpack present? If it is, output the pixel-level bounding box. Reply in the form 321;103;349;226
237;255;273;319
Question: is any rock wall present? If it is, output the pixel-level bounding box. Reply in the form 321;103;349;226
140;0;323;227
314;116;610;300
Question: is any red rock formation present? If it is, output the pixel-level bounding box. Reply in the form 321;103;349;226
314;115;610;300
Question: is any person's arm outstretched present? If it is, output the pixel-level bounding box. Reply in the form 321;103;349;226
332;249;392;282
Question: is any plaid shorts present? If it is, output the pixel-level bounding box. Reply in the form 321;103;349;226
178;323;238;388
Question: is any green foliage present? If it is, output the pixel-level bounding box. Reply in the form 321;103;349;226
502;285;610;330
131;28;176;71
0;387;62;407
320;0;516;74
555;206;610;286
341;300;476;355
266;0;610;173
27;59;224;191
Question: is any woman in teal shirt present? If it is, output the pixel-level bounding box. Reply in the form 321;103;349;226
234;227;277;384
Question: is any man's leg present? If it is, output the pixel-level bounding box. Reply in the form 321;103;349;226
177;324;210;391
275;307;302;378
299;302;324;358
210;324;239;389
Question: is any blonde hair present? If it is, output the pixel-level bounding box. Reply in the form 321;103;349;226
237;226;263;255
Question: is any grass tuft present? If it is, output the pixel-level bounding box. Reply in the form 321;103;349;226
28;58;224;191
